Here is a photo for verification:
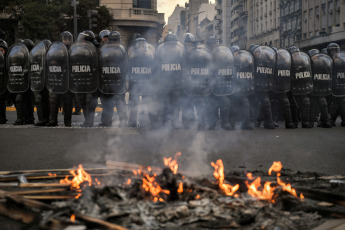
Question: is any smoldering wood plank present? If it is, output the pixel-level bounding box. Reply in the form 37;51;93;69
0;202;38;224
0;167;107;176
75;213;128;230
12;188;68;195
22;195;76;200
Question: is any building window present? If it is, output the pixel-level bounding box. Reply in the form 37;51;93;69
133;0;151;9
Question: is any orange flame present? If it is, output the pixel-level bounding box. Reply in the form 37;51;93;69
211;159;239;196
246;162;304;202
164;152;181;174
195;194;200;199
268;161;282;175
71;214;75;222
48;173;57;177
142;173;170;201
177;182;183;193
127;178;131;185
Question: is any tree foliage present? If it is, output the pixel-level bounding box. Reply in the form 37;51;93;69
0;0;112;44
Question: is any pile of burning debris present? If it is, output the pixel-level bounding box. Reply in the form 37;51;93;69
0;153;345;230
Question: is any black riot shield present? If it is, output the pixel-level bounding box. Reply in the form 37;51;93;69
69;41;98;93
310;53;332;97
233;50;255;96
183;44;213;96
99;42;127;94
273;49;291;93
0;52;5;94
127;41;156;96
252;45;276;91
291;51;313;95
331;51;345;97
46;42;69;94
156;40;185;89
212;45;236;96
29;42;47;92
6;44;30;93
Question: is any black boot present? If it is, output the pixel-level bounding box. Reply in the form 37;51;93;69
14;94;25;125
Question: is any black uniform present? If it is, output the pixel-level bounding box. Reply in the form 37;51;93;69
0;40;7;124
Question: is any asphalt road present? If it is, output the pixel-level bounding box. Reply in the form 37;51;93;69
0;110;345;176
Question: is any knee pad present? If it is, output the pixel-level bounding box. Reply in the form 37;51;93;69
302;97;310;107
15;94;23;104
35;93;42;105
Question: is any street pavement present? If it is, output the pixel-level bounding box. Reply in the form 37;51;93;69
0;110;345;176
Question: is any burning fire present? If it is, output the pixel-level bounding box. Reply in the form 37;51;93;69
211;159;239;197
59;165;99;198
163;152;181;174
70;214;75;222
246;162;304;202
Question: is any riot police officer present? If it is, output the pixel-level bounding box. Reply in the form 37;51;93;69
127;37;157;128
98;31;128;127
70;31;99;127
0;39;8;124
182;33;213;130
30;40;51;126
289;46;313;128
99;30;110;45
155;33;186;128
47;31;74;127
308;49;332;128
231;46;255;130
206;36;235;130
327;43;345;127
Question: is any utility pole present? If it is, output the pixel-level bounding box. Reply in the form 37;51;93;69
71;0;79;42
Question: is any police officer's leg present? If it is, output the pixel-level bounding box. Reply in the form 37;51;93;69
143;95;157;128
318;96;331;128
34;91;46;126
42;88;50;124
239;96;252;130
82;93;97;127
14;93;25;125
207;94;219;130
155;89;167;127
288;92;299;128
114;94;128;127
79;94;87;124
296;94;311;128
194;96;207;130
256;91;274;129
171;89;183;129
336;97;345;127
309;95;316;128
73;94;81;115
48;93;61;126
0;92;7;124
278;92;294;129
63;91;73;127
23;90;35;124
99;94;114;127
220;95;232;130
228;95;237;128
128;93;139;127
182;94;195;129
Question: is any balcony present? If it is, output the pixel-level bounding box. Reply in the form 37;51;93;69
231;1;239;11
215;14;222;20
231;35;239;43
231;11;240;21
111;8;159;25
215;5;222;10
231;24;239;32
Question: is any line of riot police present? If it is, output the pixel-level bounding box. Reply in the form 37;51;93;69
0;31;345;129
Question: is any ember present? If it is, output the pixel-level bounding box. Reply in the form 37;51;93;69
211;159;239;196
163;152;181;174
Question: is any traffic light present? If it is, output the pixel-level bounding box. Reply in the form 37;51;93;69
87;9;98;30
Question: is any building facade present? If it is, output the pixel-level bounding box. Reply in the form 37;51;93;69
215;0;231;45
100;0;165;46
247;0;280;48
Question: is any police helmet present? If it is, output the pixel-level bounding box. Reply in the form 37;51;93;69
109;31;121;42
321;48;328;54
231;45;240;52
23;39;34;51
41;39;52;50
60;31;73;43
164;33;177;42
83;30;96;42
99;30;111;40
0;39;8;50
288;46;299;54
308;49;319;57
182;33;196;43
206;36;218;45
248;44;259;53
327;43;340;56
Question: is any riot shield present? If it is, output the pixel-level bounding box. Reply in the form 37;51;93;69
69;41;98;93
331;51;345;97
183;44;213;96
156;40;186;89
233;50;255;96
98;42;127;94
252;45;276;91
6;44;30;93
212;45;236;96
127;41;156;96
273;49;291;93
0;52;5;94
46;42;69;94
291;51;313;95
29;41;47;92
310;53;332;97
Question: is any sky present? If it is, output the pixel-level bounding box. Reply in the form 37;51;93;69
157;0;215;22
